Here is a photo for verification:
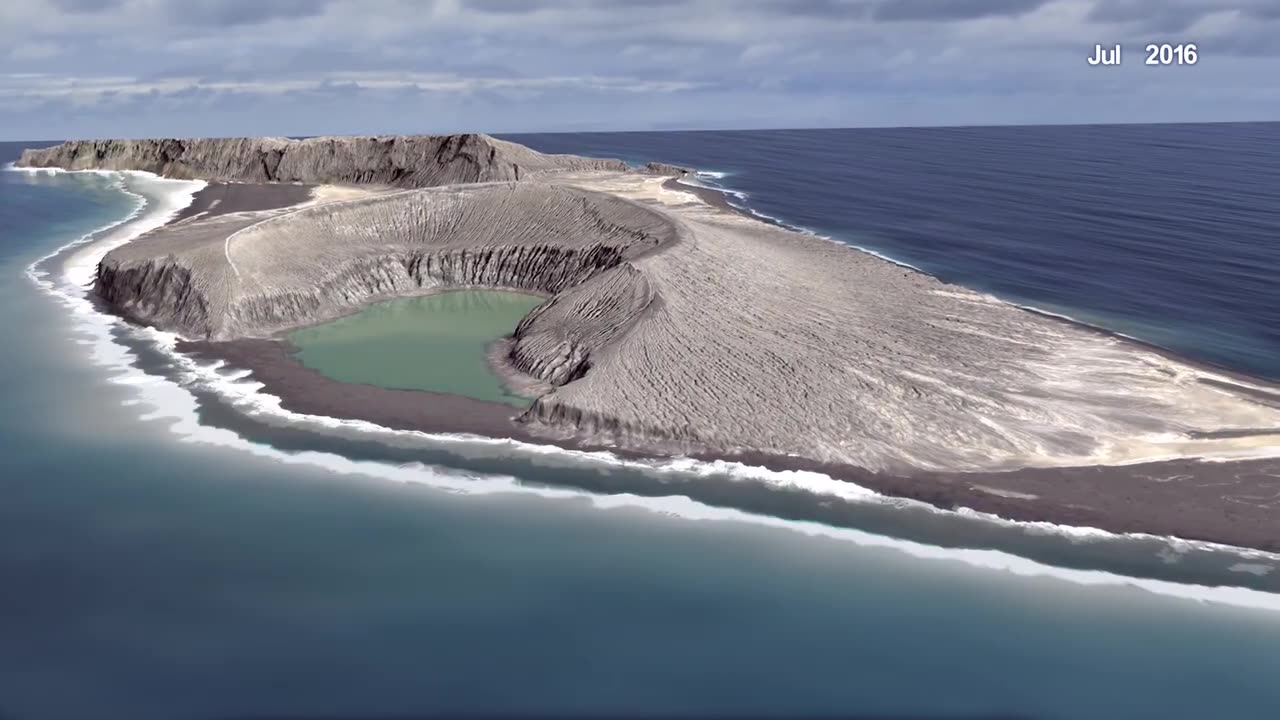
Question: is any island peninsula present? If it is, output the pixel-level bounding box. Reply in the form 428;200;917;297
19;134;1280;551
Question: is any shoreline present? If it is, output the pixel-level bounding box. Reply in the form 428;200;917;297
170;181;316;223
669;174;1280;391
178;333;1280;553
76;173;1280;554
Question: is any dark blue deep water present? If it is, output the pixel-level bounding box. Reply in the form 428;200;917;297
3;127;1280;720
509;123;1280;381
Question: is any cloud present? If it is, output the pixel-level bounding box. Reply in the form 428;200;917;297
873;0;1052;22
463;0;551;13
167;0;334;27
8;41;61;60
1085;0;1220;32
760;0;873;18
0;70;703;106
0;0;1278;138
46;0;121;13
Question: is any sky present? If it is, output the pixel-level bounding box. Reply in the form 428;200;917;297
1;0;1278;139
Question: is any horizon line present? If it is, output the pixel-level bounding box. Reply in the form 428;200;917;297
4;117;1279;144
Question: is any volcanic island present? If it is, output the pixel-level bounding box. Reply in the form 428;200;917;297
18;134;1280;551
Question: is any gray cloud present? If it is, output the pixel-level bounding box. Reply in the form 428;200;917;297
1086;0;1219;33
464;0;694;14
1244;1;1280;19
46;0;121;13
1;0;1278;139
165;0;334;26
1086;0;1280;32
463;0;555;14
761;0;873;18
872;0;1051;22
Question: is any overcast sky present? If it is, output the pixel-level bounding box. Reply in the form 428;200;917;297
1;0;1277;139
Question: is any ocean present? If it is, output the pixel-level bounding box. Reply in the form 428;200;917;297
2;125;1280;720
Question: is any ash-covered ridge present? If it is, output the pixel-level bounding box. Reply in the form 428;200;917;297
16;133;630;186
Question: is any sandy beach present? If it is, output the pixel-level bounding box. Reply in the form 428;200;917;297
172;182;315;223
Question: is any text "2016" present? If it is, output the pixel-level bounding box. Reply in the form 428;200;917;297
1087;44;1198;66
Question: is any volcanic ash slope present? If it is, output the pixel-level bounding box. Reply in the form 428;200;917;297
531;173;1280;471
23;136;1280;473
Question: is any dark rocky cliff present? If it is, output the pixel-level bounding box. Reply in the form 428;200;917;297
642;162;692;176
16;134;631;186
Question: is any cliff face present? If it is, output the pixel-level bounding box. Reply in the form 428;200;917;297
93;182;675;351
16;134;630;186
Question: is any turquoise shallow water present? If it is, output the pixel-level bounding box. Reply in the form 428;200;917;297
3;138;1280;719
288;290;543;406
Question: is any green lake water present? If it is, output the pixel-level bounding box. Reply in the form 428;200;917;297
287;290;544;406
